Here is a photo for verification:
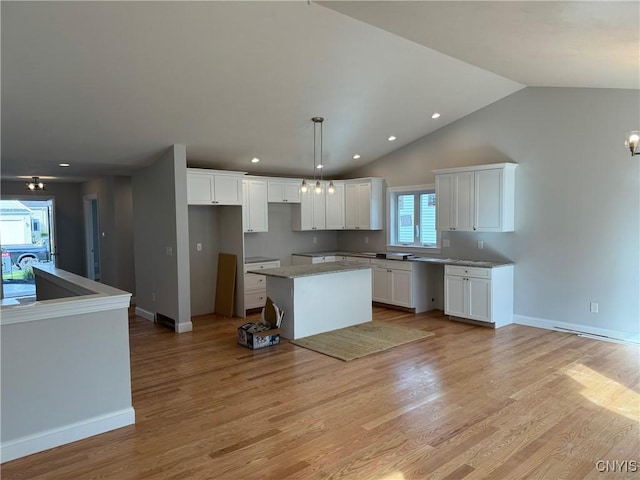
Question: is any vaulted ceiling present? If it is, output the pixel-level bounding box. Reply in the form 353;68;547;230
2;1;638;182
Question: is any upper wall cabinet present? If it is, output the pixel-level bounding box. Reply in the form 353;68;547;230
325;181;345;230
267;179;301;203
243;178;268;233
434;163;517;232
345;178;384;230
186;168;244;206
292;181;327;231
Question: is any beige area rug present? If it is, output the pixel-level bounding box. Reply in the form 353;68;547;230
290;322;435;361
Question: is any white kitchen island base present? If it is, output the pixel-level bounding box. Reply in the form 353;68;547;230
258;263;372;340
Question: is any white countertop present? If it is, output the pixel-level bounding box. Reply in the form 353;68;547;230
292;251;513;268
1;264;131;325
253;262;371;279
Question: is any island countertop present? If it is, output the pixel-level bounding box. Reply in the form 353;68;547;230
253;262;370;279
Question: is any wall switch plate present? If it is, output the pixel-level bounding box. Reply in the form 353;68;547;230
196;243;202;251
365;236;369;244
313;236;317;244
166;247;173;256
477;240;484;249
590;302;599;313
443;239;450;247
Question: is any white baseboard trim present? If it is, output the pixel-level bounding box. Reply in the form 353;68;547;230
135;306;155;322
513;315;640;347
0;407;135;463
176;321;193;333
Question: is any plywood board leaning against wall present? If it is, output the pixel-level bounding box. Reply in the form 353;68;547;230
214;253;237;317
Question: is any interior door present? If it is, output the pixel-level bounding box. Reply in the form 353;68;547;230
83;195;101;281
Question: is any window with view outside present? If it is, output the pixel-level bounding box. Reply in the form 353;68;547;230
396;191;437;247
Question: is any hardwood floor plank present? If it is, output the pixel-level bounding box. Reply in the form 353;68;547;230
2;308;638;480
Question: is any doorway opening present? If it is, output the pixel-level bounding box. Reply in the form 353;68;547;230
83;195;101;281
0;198;56;299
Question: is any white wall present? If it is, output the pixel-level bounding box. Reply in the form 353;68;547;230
342;87;640;337
132;145;191;332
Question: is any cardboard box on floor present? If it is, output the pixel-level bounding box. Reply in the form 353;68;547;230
237;297;284;350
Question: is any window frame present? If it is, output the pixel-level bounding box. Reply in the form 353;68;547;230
387;184;441;253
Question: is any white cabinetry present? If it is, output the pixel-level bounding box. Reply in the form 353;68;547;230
370;259;431;312
345;178;384;230
292;183;326;231
434;163;517;232
435;171;474;231
186;168;244;206
244;260;280;311
267;179;301;203
444;264;513;327
243;178;268;233
325;181;345;230
291;254;336;265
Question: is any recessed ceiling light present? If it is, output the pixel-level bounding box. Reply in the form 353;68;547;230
316;164;324;169
353;154;361;159
431;112;441;119
251;157;260;163
59;163;70;167
388;136;397;142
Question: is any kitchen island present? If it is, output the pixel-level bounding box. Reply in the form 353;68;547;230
254;262;372;340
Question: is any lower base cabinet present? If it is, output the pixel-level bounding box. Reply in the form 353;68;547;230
444;264;513;327
244;260;280;312
371;259;431;312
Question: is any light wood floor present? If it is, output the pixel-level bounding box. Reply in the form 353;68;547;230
3;308;639;479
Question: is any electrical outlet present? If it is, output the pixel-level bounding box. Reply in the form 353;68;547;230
152;292;156;302
590;302;599;313
313;236;317;244
196;243;202;251
166;246;173;256
477;240;484;249
365;236;369;244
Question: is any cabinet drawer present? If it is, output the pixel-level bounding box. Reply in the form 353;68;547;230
244;291;267;309
345;256;371;265
445;265;492;279
371;259;412;271
244;273;266;289
244;261;280;273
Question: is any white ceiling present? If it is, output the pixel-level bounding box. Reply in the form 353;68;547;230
1;1;637;182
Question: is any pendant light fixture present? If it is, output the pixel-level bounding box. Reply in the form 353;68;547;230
26;176;45;191
625;131;639;156
302;116;335;195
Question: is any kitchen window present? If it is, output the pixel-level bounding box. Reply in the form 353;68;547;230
387;185;439;251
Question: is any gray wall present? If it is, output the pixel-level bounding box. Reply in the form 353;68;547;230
341;87;640;336
188;206;221;316
81;176;135;293
133;145;191;331
244;203;339;265
0;181;84;275
1;308;132;450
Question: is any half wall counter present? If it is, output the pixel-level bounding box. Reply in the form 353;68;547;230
0;265;134;463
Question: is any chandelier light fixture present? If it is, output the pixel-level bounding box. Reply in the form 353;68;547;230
625;131;639;156
302;117;335;195
26;176;45;191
